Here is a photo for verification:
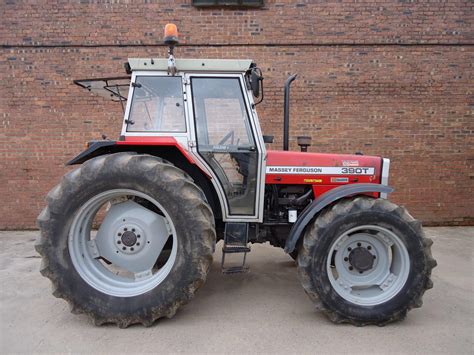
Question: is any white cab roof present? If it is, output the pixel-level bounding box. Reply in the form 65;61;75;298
128;58;253;73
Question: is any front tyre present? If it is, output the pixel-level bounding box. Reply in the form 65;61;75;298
297;197;436;326
36;153;216;327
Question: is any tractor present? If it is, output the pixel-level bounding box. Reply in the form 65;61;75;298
36;24;436;327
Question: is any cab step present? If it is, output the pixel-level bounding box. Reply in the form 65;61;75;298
221;222;250;274
222;246;251;254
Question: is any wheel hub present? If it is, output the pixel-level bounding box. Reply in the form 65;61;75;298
114;223;145;255
121;231;137;247
327;226;411;306
348;247;374;272
95;200;172;270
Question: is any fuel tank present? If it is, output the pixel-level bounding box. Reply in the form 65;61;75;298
265;150;383;196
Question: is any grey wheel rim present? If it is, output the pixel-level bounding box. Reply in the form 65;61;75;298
327;225;410;306
68;189;178;298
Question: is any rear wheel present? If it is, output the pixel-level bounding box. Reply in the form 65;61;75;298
36;153;215;327
297;197;436;325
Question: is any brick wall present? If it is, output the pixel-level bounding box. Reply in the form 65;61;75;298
1;1;473;228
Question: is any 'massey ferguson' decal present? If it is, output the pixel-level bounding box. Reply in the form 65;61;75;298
266;166;375;175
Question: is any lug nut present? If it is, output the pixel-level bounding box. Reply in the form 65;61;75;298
132;228;135;232
359;271;363;274
347;247;352;252
137;235;141;238
367;246;372;250
124;228;128;231
117;232;122;236
122;247;126;251
117;240;121;244
130;247;134;251
349;266;354;271
136;242;140;246
357;242;362;247
344;257;349;262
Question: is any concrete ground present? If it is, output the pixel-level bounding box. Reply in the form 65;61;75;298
0;227;472;354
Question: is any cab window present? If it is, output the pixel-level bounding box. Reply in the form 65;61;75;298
127;76;185;132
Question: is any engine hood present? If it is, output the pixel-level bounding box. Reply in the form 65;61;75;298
265;150;383;186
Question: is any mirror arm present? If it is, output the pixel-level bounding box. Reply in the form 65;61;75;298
254;77;264;105
254;67;264;105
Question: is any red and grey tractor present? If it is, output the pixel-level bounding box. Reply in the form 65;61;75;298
36;24;436;327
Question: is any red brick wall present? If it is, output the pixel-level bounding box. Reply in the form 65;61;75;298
1;1;473;228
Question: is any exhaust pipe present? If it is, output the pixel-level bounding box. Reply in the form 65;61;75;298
283;74;297;151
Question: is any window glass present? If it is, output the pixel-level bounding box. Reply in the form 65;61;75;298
192;77;257;215
127;76;185;132
192;77;254;148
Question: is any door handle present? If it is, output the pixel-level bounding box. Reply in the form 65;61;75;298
237;146;256;151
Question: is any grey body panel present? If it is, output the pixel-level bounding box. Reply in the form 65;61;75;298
284;183;394;253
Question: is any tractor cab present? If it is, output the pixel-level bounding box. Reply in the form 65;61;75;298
75;47;268;224
121;58;267;222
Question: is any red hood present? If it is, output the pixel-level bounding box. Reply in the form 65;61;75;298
265;150;382;186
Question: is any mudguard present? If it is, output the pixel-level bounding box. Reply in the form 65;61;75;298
66;137;199;166
284;183;394;253
66;141;116;165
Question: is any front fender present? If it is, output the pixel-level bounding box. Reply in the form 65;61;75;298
284;183;394;253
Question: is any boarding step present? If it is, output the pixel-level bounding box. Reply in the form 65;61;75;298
221;222;250;274
222;246;251;254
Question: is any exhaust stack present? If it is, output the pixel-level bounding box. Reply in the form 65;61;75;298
283;74;297;151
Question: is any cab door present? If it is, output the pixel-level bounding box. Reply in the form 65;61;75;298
185;74;266;221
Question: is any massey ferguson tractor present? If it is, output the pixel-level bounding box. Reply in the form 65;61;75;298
36;24;436;327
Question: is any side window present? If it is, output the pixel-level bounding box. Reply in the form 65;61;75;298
127;76;185;132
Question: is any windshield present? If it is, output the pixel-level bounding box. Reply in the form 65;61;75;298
126;76;186;132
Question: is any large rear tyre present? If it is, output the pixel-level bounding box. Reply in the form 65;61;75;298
297;197;436;326
36;153;215;327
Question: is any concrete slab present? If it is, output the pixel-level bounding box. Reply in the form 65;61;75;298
0;227;473;354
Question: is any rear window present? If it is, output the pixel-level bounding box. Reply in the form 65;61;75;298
127;76;186;132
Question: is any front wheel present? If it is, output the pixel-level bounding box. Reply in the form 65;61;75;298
297;197;436;326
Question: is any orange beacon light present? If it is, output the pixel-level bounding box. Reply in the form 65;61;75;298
164;23;179;46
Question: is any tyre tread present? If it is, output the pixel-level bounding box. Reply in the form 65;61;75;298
297;196;436;326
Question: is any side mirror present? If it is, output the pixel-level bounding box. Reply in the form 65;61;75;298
263;135;274;144
250;68;263;98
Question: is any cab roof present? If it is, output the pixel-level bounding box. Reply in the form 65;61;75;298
128;58;253;73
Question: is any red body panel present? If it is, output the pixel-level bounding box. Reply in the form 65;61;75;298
116;136;211;178
117;136;196;165
265;150;382;198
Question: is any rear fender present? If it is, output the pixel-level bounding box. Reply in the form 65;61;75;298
66;138;221;218
284;183;394;253
66;140;117;165
67;137;198;167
